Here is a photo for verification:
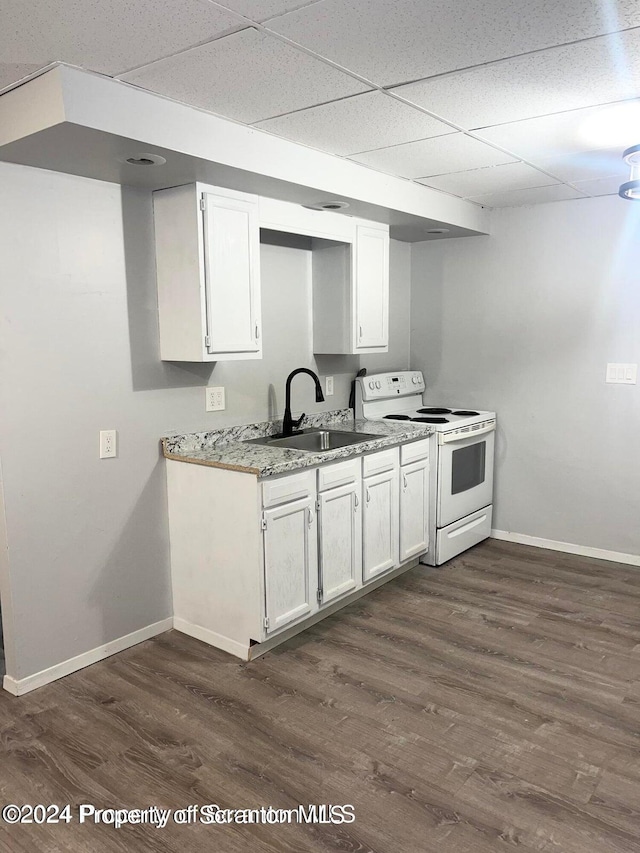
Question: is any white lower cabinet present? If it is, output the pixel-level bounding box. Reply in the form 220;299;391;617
263;495;318;634
318;480;362;605
166;438;427;661
399;458;430;561
362;449;400;583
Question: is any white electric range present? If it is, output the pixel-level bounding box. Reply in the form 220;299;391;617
355;370;496;565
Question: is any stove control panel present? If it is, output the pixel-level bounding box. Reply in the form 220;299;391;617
359;371;425;400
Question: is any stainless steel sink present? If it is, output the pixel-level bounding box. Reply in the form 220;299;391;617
245;428;379;452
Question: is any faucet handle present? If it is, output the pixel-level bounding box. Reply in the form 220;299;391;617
293;413;306;430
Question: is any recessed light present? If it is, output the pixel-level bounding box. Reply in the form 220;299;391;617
119;152;167;167
426;228;450;234
304;200;350;211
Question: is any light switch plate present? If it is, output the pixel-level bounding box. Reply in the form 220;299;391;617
206;386;225;411
326;376;334;396
606;363;637;384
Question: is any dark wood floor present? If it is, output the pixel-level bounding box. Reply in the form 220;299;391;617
1;539;640;853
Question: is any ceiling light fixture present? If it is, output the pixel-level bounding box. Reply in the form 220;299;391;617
426;228;450;234
119;152;167;167
619;144;640;200
304;200;350;211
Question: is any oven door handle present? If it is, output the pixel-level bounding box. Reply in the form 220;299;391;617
438;422;495;445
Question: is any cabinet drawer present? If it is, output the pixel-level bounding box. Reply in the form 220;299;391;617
318;458;360;492
262;469;316;508
401;438;431;466
363;447;398;477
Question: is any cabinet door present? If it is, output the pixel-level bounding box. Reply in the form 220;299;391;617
354;224;389;351
399;459;429;562
202;191;261;355
263;497;317;634
362;468;399;582
318;481;362;605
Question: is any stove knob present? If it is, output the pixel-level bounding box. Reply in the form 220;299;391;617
375;381;381;389
368;381;375;390
412;375;419;384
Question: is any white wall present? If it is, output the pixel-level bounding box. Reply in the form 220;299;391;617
0;162;411;683
411;195;640;557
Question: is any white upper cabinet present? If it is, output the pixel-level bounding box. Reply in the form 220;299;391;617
354;224;389;351
153;185;388;360
202;191;261;356
312;219;390;355
153;183;261;362
261;196;389;355
259;197;355;243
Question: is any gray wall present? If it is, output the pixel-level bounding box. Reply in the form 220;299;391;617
411;195;640;556
0;161;410;681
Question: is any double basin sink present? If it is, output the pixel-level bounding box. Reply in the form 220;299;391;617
246;427;379;453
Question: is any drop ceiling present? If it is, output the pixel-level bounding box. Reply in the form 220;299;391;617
1;0;639;208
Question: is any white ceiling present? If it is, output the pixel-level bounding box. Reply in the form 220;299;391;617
1;0;639;208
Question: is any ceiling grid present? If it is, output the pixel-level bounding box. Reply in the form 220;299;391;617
1;0;638;206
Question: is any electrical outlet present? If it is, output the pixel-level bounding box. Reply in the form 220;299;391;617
206;386;225;412
99;429;117;459
606;363;637;384
326;376;334;396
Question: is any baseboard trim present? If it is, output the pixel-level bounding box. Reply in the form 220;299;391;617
2;617;174;697
491;529;640;567
173;617;250;660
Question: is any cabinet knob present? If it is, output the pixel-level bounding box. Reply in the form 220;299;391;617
354;493;359;510
255;323;260;340
365;487;370;503
403;474;408;490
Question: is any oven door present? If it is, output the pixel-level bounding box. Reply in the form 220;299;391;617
437;424;495;528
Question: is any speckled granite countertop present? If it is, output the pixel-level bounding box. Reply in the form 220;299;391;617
162;409;432;478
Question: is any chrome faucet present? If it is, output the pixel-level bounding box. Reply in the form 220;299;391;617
282;368;325;436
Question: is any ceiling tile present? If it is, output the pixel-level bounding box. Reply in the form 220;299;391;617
0;0;245;77
476;100;640;161
266;0;640;87
392;29;640;130
121;28;370;124
417;162;555;197
469;183;586;207
534;147;628;182
573;175;626;196
255;91;452;155
216;0;324;22
350;133;515;179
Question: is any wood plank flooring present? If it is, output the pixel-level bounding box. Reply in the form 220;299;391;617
1;539;640;852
